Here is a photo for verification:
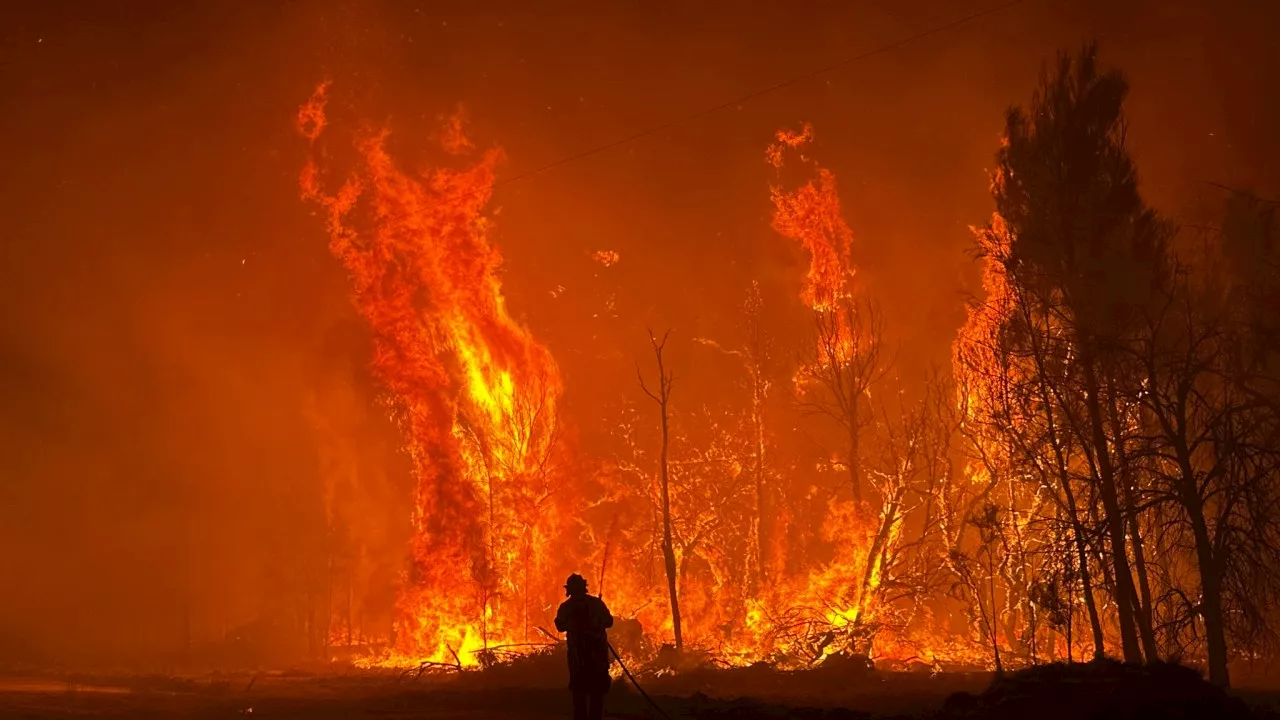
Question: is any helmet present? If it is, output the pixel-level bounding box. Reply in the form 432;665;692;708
564;573;588;595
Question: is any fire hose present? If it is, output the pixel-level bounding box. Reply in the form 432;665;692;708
607;641;674;720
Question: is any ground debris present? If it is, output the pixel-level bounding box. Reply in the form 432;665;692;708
940;660;1255;720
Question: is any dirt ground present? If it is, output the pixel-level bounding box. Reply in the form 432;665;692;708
1;667;1277;719
0;668;981;719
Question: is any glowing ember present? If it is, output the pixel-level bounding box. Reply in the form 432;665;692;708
592;250;620;267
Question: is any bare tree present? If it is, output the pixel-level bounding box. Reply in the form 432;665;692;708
850;381;948;656
796;297;886;504
1130;254;1280;687
696;282;775;596
639;329;683;652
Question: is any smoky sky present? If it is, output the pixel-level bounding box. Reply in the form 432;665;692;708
0;0;1276;664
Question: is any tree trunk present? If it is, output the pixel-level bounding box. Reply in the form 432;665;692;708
1146;344;1231;686
1122;479;1159;662
658;391;683;652
1066;602;1073;663
1106;385;1159;662
1028;322;1105;660
1192;515;1230;688
848;394;862;503
1082;356;1144;663
1199;562;1230;688
988;545;1004;676
1054;450;1105;659
1178;454;1230;687
643;332;683;654
484;465;497;649
855;490;902;648
1071;510;1106;660
751;367;768;597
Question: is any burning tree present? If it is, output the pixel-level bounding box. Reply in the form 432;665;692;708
765;124;959;664
297;84;573;666
954;45;1280;685
767;123;878;505
955;43;1170;666
954;220;1106;666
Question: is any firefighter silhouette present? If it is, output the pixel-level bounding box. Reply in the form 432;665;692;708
554;573;614;720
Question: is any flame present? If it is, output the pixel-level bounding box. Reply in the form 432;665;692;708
766;124;855;311
764;123;909;662
298;83;567;666
296;92;1029;673
296;79;330;142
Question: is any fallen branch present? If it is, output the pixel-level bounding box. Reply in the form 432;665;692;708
397;660;460;682
469;642;556;653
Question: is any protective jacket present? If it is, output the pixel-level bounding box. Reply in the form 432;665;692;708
554;593;614;692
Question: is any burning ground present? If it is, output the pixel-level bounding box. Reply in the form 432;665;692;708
1;661;1277;720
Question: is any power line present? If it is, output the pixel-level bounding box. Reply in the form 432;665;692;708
1207;181;1280;206
377;0;1031;217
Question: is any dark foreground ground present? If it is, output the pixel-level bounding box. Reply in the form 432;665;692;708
1;661;1278;719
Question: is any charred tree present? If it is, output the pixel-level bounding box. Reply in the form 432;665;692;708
743;284;772;595
1134;235;1280;687
639;329;683;653
1105;383;1160;662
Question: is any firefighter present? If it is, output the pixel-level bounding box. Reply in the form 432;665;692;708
554;573;614;720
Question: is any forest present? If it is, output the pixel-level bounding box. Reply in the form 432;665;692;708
288;42;1280;692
